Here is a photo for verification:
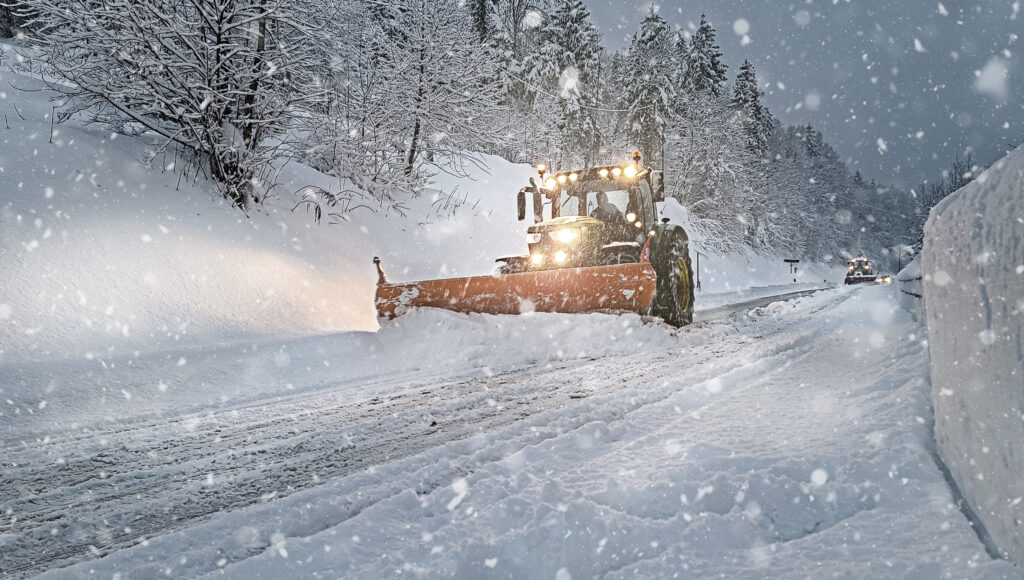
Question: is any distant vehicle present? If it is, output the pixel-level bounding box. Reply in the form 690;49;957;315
844;257;878;285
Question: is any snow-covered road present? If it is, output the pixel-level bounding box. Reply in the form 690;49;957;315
2;285;1019;579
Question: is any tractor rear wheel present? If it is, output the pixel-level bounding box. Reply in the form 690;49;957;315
652;230;694;327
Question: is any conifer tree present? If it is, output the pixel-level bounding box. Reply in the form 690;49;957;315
622;8;675;165
684;14;728;97
546;0;602;165
730;60;772;156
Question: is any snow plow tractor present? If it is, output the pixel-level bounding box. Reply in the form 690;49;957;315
844;257;878;285
374;153;695;327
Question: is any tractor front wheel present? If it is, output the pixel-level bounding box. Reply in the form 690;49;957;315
652;231;694;327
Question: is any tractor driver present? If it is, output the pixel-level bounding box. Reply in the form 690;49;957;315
590;191;623;224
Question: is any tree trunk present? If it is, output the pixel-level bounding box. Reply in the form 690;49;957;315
242;2;267;148
405;117;420;176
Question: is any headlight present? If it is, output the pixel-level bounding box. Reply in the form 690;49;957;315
526;232;542;244
544;178;556;189
551;228;579;243
554;250;567;263
569;173;579;182
624;165;637;178
557;174;567;184
531;253;544;265
625;212;637;223
634;221;643;228
611;167;622;177
598;168;609;178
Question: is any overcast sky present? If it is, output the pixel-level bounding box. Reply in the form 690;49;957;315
586;1;1023;189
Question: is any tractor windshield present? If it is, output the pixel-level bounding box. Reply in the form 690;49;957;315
558;189;630;219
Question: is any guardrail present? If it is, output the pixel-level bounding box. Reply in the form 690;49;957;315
896;256;924;320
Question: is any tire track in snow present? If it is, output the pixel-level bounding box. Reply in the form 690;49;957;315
0;288;841;578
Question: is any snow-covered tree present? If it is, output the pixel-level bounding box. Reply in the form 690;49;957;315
372;0;505;177
622;8;675;166
684;15;728;97
20;0;324;209
730;60;772;156
545;0;602;166
470;0;497;42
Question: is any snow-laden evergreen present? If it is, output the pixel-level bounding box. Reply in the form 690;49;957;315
621;8;675;167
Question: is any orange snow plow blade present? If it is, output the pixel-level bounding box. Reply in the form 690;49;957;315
375;263;657;320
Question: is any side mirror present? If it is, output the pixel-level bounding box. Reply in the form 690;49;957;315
517;189;526;221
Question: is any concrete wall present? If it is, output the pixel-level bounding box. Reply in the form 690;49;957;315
922;146;1024;562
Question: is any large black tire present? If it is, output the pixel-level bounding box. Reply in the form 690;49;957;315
651;229;694;327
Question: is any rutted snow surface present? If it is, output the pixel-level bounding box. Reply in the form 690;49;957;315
3;287;1019;578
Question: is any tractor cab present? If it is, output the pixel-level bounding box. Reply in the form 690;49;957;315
504;153;665;273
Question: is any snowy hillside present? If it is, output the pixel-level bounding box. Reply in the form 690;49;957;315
0;47;838;366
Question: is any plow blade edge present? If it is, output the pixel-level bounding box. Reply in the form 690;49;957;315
376;263;657;319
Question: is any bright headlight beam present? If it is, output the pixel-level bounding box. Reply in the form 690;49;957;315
554;228;578;243
623;165;637;178
625;212;636;223
531;253;544;265
554;250;567;263
611;167;622;177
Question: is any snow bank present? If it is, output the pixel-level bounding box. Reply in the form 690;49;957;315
922;145;1024;563
1;309;684;437
0;59;528;363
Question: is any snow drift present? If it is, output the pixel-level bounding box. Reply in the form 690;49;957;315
922;145;1024;563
